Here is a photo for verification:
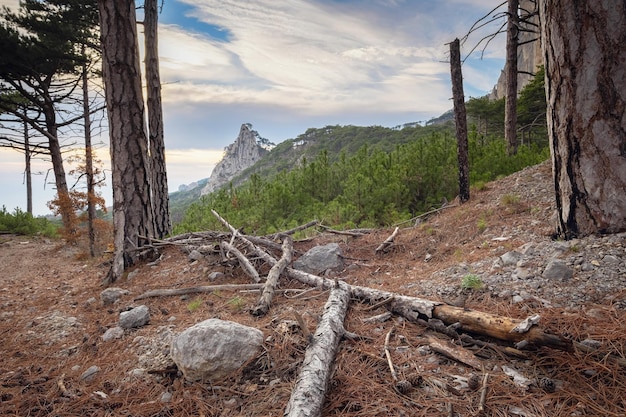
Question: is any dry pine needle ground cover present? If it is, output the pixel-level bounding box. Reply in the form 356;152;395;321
1;161;625;416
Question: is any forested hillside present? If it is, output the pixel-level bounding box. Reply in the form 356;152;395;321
172;69;548;235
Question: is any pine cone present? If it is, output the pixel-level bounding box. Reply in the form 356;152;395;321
537;377;556;393
468;374;482;391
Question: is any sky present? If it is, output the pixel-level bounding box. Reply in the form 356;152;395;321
0;0;507;216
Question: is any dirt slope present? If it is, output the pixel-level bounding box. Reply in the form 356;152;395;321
1;161;625;416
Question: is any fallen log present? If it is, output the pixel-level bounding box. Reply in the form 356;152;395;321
133;283;265;300
284;282;352;417
251;236;293;316
212;211;571;351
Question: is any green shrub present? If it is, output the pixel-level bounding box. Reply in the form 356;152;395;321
461;274;483;290
0;206;58;237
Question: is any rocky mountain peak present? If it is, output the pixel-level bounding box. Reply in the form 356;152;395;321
200;124;269;195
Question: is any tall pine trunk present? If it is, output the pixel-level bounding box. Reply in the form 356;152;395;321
144;0;171;238
540;0;626;237
99;0;155;283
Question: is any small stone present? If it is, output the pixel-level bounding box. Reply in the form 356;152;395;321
102;326;124;341
581;262;595;272
188;250;203;261
602;255;620;265
513;267;532;280
208;271;224;281
500;251;522;266
580;338;602;349
542;259;573;280
512;295;524;304
119;305;150;329
100;287;129;306
160;391;173;403
80;365;101;382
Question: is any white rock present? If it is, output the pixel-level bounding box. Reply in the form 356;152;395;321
170;318;263;382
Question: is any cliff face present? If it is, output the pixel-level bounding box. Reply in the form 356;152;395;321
490;0;543;99
200;124;269;195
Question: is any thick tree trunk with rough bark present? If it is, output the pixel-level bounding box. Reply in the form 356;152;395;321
449;38;470;203
99;0;155;283
144;0;171;238
505;0;519;155
540;0;626;237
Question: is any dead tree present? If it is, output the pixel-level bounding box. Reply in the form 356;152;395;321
449;38;470;203
504;0;519;155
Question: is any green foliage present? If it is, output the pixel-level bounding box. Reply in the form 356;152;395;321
174;123;549;235
0;206;58;237
461;274;483;290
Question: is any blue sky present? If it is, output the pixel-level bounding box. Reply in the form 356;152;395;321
0;0;507;215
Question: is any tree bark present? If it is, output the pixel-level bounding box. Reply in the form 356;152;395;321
22;117;32;215
144;0;171;238
505;0;519;155
540;0;626;237
449;38;470;203
284;282;351;417
99;0;155;283
82;46;96;257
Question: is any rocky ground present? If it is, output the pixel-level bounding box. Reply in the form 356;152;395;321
1;160;625;416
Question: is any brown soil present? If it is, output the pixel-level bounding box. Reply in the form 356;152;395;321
1;161;625;416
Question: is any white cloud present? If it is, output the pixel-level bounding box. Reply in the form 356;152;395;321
158;1;459;117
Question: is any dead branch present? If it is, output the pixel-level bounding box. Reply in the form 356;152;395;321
210;211;571;352
375;226;399;254
133;283;265;300
426;335;482;370
268;220;319;238
220;241;260;282
477;373;490;414
284;282;352;417
250;235;293;316
384;327;412;394
317;224;367;237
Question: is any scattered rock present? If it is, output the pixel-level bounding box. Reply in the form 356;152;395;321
170;318;264;382
500;251;523;266
100;287;129;306
188;250;204;261
293;243;343;274
119;305;150;329
80;365;101;382
542;259;573;280
102;326;124;341
208;271;225;281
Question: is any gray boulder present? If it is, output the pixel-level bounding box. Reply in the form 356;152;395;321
119;305;150;329
293;243;343;274
170;319;263;382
